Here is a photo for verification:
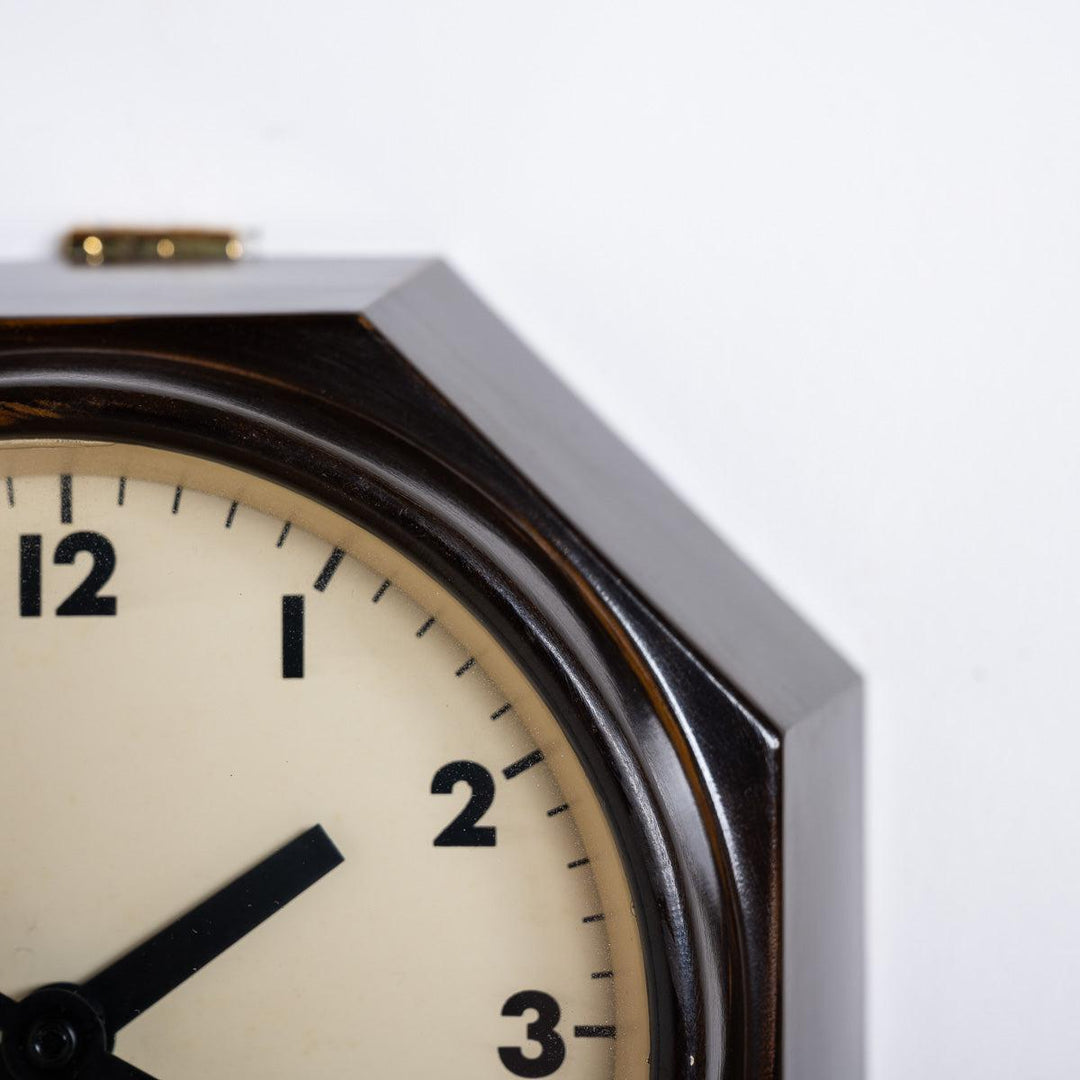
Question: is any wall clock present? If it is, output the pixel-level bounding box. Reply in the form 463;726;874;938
0;245;862;1080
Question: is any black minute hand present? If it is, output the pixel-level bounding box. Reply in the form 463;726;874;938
82;825;344;1035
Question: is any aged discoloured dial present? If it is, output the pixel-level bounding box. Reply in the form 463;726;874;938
0;443;649;1080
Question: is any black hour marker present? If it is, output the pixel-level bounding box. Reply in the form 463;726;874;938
416;616;435;638
6;476;14;507
117;476;126;506
582;913;605;924
60;474;72;523
503;749;544;780
567;857;590;870
546;803;569;817
19;535;41;616
574;1026;616;1038
590;970;613;979
314;548;345;592
490;703;512;721
282;595;304;679
372;579;391;603
276;522;292;548
455;657;476;677
172;486;183;514
225;501;238;528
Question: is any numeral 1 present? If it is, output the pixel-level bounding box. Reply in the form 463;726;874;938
282;594;305;678
19;535;41;616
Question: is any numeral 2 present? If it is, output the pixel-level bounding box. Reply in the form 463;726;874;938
431;761;497;846
20;532;118;617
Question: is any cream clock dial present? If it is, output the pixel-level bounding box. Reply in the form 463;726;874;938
0;444;649;1080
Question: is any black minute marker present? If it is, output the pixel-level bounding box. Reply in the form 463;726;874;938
503;749;544;780
60;474;72;523
314;548;345;591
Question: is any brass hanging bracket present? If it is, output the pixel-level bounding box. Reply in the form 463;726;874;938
63;228;244;266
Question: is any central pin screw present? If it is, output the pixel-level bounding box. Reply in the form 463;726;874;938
25;1019;78;1070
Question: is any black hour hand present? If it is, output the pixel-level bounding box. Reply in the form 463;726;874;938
82;825;344;1036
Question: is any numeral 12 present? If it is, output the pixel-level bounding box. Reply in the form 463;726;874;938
19;532;118;617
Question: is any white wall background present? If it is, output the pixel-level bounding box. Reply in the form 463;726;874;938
3;3;1078;1076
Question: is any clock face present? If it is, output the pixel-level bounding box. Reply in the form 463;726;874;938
0;443;650;1080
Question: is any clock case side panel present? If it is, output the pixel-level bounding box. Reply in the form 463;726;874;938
782;679;864;1080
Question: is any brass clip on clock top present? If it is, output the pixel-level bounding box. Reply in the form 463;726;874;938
63;228;244;266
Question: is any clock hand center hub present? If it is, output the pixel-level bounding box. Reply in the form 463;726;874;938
1;985;110;1080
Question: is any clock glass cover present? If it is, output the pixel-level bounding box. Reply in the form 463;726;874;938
0;442;650;1080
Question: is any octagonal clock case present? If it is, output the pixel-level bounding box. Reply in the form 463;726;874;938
0;258;862;1080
